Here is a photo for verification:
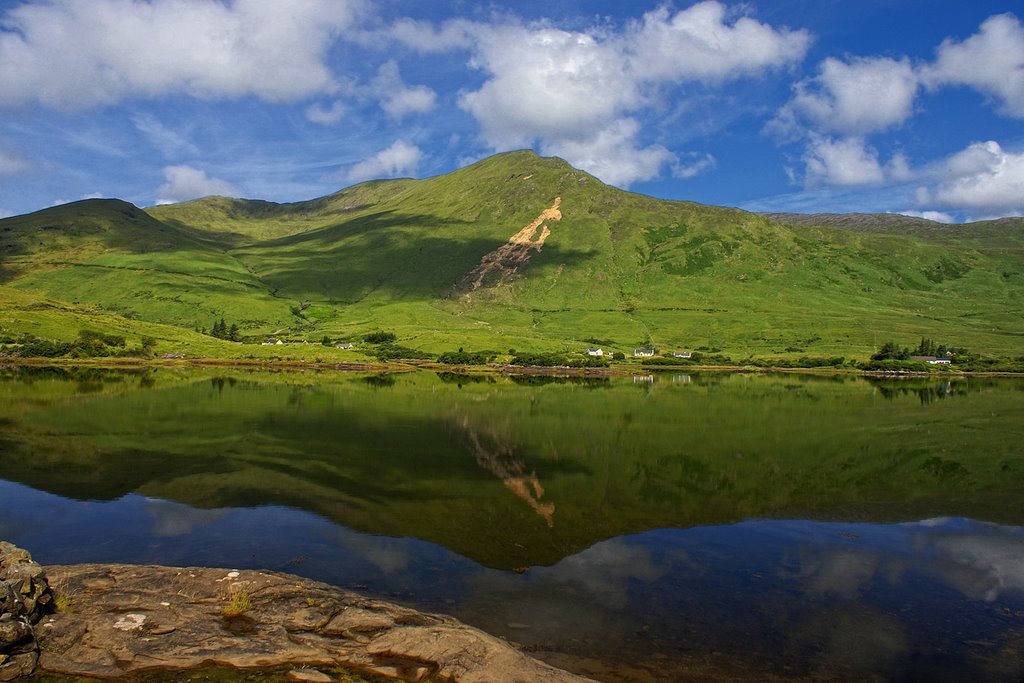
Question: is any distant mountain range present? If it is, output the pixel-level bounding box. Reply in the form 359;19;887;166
2;150;1022;359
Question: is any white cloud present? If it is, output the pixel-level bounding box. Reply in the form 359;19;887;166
624;3;812;83
346;140;422;183
922;140;1024;213
385;18;473;53
0;0;362;109
802;136;915;187
896;210;956;224
771;56;919;139
541;119;675;188
370;61;437;120
457;2;808;187
0;147;31;176
460;24;638;148
922;13;1024;118
156;165;240;204
306;100;346;125
673;152;717;179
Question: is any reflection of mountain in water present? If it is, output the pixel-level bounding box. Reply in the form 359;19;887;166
447;412;555;527
1;369;1024;570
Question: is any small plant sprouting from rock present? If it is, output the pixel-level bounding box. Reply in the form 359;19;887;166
221;585;253;618
51;575;77;613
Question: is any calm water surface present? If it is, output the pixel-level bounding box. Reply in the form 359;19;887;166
1;367;1023;682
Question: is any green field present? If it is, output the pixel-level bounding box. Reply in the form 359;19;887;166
2;151;1023;361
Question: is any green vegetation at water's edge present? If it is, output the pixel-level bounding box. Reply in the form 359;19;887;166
1;368;1022;570
2;151;1023;361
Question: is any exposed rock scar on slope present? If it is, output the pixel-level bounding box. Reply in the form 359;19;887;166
449;197;561;298
449;413;555;528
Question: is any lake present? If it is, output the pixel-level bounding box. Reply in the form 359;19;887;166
1;367;1023;681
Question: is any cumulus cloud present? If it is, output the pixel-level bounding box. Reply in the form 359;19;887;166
460;24;638;148
922;13;1024;118
346;140;422;183
370;61;437;120
457;2;809;187
385;18;474;53
624;3;811;83
921;140;1024;214
0;0;362;109
0;147;32;177
306;100;346;125
156;165;240;204
802;136;911;187
541;119;674;188
771;56;919;138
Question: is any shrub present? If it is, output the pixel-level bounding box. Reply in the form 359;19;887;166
437;350;494;365
364;331;397;344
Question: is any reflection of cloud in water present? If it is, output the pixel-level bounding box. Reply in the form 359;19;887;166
146;499;228;537
458;537;670;648
340;533;412;575
787;518;1024;604
800;548;880;599
921;526;1024;602
533;538;669;609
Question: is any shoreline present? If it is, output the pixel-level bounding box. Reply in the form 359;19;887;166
2;356;1022;379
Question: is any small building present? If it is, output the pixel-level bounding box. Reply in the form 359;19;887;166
633;348;656;357
910;355;952;365
336;343;354;350
672;351;692;359
262;339;283;346
587;348;604;357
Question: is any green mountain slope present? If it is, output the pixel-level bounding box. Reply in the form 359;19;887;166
2;151;1023;358
0;198;296;331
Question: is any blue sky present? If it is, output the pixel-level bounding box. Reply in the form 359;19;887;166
0;0;1022;223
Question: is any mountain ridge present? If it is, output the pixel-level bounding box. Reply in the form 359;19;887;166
2;150;1023;359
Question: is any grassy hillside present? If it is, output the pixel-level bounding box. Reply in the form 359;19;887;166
2;151;1023;359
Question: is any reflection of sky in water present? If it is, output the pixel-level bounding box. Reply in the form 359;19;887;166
2;479;1022;681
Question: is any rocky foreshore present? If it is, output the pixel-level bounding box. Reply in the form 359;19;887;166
0;543;594;683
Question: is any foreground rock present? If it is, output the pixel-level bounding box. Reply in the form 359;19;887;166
36;563;595;683
0;542;53;681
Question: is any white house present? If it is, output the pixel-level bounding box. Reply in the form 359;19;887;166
633;348;655;357
910;355;952;365
587;348;604;357
336;343;354;350
672;351;692;359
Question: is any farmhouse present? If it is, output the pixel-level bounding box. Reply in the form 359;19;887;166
262;339;283;346
587;348;604;357
672;351;692;359
633;348;655;357
910;356;952;364
336;343;354;350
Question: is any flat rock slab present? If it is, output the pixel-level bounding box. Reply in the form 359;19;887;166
37;564;595;683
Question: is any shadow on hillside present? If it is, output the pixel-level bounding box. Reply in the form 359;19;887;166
234;210;596;302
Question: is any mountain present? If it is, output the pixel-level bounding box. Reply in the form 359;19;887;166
2;150;1023;359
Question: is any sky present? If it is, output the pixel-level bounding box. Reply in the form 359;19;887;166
0;0;1022;223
